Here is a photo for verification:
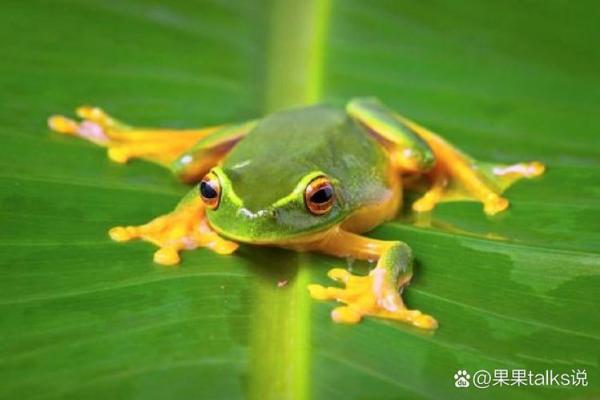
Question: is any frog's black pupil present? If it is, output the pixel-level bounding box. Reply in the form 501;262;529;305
200;181;218;199
310;186;333;204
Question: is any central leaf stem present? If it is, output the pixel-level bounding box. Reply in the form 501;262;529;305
248;1;331;399
264;0;331;111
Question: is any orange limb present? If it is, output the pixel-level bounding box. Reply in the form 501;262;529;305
399;116;545;215
109;194;238;265
307;228;437;329
48;106;219;166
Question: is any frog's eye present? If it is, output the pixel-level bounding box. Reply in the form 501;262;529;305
199;172;221;210
305;176;335;215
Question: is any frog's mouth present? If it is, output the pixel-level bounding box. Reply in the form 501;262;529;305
206;214;340;248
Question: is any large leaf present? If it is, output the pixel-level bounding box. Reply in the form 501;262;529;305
1;0;599;399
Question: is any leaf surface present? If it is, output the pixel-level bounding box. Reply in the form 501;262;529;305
1;1;599;399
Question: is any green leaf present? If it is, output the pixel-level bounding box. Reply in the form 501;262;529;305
1;0;599;399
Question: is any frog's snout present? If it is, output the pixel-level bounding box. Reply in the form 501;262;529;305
223;206;284;242
236;207;277;221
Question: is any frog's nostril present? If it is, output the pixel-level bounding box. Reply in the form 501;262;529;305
271;210;281;221
237;207;276;220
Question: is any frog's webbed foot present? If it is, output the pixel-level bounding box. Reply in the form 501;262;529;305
109;195;238;265
308;268;437;329
307;229;437;329
411;159;545;215
48;106;215;166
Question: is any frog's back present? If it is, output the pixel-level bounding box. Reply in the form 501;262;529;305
222;105;393;212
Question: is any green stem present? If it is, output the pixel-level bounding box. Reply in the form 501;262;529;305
248;0;331;399
264;0;332;110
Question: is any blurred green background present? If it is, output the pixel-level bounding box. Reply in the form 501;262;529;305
1;0;599;399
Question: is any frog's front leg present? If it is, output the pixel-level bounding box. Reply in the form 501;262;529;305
347;97;545;215
49;106;253;264
307;228;437;329
109;189;238;265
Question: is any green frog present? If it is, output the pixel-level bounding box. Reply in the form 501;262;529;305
48;98;544;329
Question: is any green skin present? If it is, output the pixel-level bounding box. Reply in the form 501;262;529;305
208;105;390;243
174;99;431;245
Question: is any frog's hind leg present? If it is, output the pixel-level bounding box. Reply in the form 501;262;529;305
48;106;221;167
307;228;437;329
400;117;545;215
109;189;239;265
347;97;545;215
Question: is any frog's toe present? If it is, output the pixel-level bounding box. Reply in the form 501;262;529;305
108;226;136;242
527;161;546;177
327;267;352;283
153;247;180;266
483;194;509;216
412;197;435;212
376;307;439;329
493;160;546;179
208;239;239;255
307;283;348;301
413;313;438;329
411;173;447;213
48;115;78;135
307;284;328;300
323;268;374;299
76;106;118;129
331;306;362;324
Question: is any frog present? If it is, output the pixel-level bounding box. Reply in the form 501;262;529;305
48;97;545;329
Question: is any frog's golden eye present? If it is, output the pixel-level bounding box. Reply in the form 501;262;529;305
305;176;335;215
199;172;221;209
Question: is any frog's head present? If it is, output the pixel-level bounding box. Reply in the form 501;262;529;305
198;167;347;244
